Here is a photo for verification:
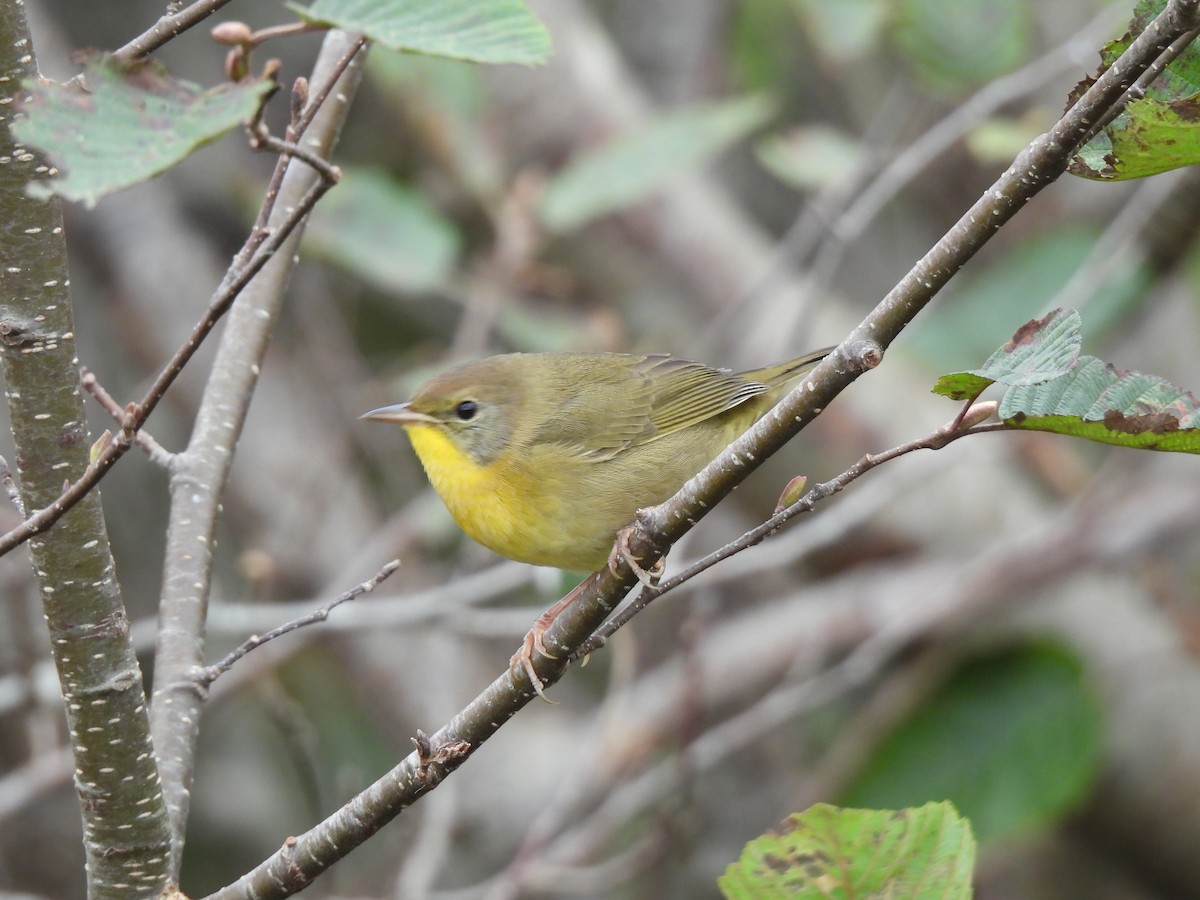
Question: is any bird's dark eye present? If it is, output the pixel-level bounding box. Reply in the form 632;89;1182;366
455;400;478;421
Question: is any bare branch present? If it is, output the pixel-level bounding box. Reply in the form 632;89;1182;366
149;31;369;878
200;560;400;686
80;368;174;467
113;0;238;61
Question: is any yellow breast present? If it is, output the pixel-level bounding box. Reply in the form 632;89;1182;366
404;424;564;567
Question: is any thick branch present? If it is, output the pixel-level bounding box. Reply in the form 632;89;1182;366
0;5;170;897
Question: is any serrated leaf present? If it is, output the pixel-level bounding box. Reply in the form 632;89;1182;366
291;0;550;66
1000;355;1200;452
12;56;271;206
840;644;1104;843
974;308;1083;386
539;95;776;233
932;309;1083;400
718;801;975;899
1099;1;1200;93
305;167;460;292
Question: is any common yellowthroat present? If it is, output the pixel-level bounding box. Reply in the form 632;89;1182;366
364;348;830;692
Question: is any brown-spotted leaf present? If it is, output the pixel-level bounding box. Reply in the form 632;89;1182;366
1001;356;1200;453
932;308;1082;400
718;801;975;899
13;54;272;206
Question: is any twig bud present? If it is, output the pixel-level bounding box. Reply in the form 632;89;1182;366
211;21;253;46
774;474;808;514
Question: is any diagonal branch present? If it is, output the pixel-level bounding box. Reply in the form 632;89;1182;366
113;0;238;61
202;3;1200;896
541;0;1200;683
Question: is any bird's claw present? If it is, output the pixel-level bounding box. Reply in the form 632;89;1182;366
511;628;557;703
608;522;664;588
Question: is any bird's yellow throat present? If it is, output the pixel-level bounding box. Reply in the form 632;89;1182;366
402;422;529;560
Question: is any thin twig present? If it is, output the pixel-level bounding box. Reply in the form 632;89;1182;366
80;368;174;467
113;0;238;60
249;127;343;183
200;561;400;687
234;36;365;243
0;175;333;559
294;35;368;134
246;21;325;50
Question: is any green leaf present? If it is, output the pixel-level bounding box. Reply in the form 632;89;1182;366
893;0;1032;93
840;644;1103;843
291;0;551;66
12;56;271;206
1100;1;1200;93
1068;95;1200;181
932;308;1083;400
1001;355;1200;452
718;801;975;899
539;95;776;234
933;308;1200;451
931;372;996;402
971;307;1082;385
305;167;460;292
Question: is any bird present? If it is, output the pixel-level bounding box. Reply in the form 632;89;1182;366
364;348;830;695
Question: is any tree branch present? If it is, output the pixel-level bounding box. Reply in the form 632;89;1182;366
537;0;1200;689
0;5;171;895
199;561;400;687
201;4;1200;895
113;0;238;61
147;31;367;879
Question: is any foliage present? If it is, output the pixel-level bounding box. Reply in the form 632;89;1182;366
720;801;975;900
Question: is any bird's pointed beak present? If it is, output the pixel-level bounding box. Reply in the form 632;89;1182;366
360;403;438;426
